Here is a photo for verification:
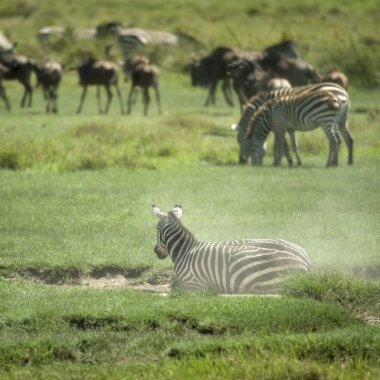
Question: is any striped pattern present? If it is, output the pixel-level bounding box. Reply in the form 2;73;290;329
245;90;352;167
153;205;310;294
117;28;178;60
231;82;351;167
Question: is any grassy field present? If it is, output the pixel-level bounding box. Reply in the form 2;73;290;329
1;0;380;379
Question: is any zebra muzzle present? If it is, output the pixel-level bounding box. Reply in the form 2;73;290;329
154;245;168;259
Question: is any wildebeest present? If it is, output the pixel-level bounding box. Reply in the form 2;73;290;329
35;60;62;113
127;56;161;115
74;57;124;114
229;58;292;109
0;51;37;108
189;46;236;107
321;68;349;90
190;41;299;108
256;52;320;87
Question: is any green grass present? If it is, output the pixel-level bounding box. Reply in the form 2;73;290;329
1;1;380;378
0;278;379;379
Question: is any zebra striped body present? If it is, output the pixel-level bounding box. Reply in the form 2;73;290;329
244;90;352;167
117;28;178;61
230;82;350;166
153;205;310;294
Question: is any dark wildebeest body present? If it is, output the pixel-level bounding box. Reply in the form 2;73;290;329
75;58;124;114
127;57;161;115
35;60;62;113
190;46;236;107
321;69;349;90
0;52;36;108
191;41;299;108
256;53;319;87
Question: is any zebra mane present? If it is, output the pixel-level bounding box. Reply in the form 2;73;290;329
166;211;196;240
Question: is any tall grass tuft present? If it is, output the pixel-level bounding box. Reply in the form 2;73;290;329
282;272;380;317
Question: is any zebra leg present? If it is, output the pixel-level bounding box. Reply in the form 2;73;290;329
114;83;124;114
338;108;354;165
283;137;293;167
104;84;113;114
287;130;302;166
76;85;88;114
273;131;286;166
324;127;340;167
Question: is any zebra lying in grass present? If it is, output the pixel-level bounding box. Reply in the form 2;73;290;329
230;82;351;167
152;204;310;294
244;90;352;167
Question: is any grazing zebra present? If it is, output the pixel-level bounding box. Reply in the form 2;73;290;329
152;204;311;294
117;28;178;61
244;90;352;167
230;82;350;166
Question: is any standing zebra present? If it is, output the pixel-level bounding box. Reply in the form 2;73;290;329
244;90;352;167
117;28;178;61
230;82;351;166
152;204;310;294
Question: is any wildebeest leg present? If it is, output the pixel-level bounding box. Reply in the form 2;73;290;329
205;82;217;106
103;84;113;114
143;88;150;116
127;84;136;114
43;85;50;113
51;86;58;113
21;82;33;108
96;85;103;113
153;84;161;115
114;83;124;114
221;79;234;107
0;84;11;111
76;85;88;114
287;129;302;166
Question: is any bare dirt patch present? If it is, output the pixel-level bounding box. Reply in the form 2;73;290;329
79;274;171;294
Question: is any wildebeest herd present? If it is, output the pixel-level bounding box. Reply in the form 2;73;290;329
0;28;353;168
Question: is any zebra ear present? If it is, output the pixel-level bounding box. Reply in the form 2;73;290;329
152;204;165;219
172;204;183;218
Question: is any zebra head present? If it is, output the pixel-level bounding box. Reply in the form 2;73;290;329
230;123;252;164
152;204;183;259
